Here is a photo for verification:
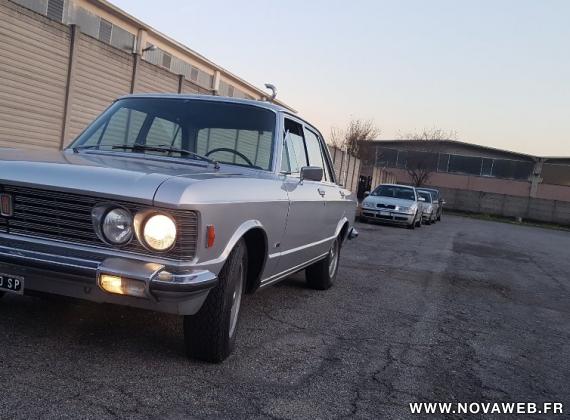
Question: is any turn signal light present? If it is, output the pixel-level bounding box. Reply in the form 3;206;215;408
99;274;146;298
206;225;215;248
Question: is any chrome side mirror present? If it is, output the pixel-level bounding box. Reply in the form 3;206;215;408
300;166;323;182
364;191;370;197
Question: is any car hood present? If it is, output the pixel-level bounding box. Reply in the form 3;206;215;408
0;149;235;203
364;195;416;208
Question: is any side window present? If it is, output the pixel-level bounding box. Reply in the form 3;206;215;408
304;128;334;182
281;119;307;174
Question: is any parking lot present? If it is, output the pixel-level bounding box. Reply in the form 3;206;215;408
0;215;568;419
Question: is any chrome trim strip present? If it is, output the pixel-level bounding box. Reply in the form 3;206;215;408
259;252;328;289
267;235;335;259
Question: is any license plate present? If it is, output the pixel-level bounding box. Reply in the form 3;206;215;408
0;273;24;294
379;211;391;216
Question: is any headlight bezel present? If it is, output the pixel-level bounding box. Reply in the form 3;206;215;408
93;205;178;253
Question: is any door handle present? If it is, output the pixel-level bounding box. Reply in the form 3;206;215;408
318;188;326;197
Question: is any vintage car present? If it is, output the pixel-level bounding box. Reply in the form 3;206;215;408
360;183;422;228
0;94;358;362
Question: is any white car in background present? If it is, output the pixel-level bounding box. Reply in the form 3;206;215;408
417;189;437;225
360;184;423;229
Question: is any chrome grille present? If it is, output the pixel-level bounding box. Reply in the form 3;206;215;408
0;185;197;260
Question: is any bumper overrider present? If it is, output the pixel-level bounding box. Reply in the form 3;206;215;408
0;235;217;315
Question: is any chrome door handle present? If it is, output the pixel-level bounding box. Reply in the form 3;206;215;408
318;188;326;197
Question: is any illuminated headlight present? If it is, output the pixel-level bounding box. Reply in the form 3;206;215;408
102;208;133;245
143;214;177;251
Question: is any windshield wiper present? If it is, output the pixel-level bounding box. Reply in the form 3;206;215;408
72;144;100;153
111;144;220;169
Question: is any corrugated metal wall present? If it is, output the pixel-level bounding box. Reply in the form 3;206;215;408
0;0;218;151
135;60;179;94
182;79;210;95
0;0;69;149
328;146;361;193
66;33;133;142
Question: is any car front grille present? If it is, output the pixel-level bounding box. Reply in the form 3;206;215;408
0;185;197;260
377;203;396;209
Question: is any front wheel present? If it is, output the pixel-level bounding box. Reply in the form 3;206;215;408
306;237;340;290
183;239;247;363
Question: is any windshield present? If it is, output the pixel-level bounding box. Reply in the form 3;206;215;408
418;191;432;203
371;185;416;201
69;98;276;170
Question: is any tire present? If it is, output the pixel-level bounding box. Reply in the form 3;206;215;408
407;221;415;230
183;239;247;363
306;237;340;290
416;218;421;228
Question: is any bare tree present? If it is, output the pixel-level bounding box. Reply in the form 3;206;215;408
330;119;380;155
398;128;457;187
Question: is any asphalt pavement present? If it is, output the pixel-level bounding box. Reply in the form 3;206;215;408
0;215;568;419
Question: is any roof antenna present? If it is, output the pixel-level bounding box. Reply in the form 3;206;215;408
264;83;277;102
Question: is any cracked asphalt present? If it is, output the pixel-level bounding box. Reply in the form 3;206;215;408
0;215;569;419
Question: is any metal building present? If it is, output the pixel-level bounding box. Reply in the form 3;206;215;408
0;0;292;150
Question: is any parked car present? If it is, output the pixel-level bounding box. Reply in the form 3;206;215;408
360;184;422;229
0;94;358;362
419;187;444;221
417;189;437;224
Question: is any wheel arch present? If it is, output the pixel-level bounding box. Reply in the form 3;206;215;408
334;217;351;245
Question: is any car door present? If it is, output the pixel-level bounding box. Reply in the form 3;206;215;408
302;126;346;240
278;117;329;270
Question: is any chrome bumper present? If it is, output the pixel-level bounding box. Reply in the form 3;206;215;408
0;241;217;315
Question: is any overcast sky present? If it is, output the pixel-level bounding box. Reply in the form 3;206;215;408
113;0;569;156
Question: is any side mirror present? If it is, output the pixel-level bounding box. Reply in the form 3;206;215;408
300;166;323;182
418;197;426;202
364;191;370;197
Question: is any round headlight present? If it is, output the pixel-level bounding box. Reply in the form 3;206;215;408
102;208;133;245
143;214;177;251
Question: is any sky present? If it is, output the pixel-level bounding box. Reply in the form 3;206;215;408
113;0;569;157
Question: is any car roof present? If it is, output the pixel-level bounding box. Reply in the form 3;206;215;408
118;93;289;113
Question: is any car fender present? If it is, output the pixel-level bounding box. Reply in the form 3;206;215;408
195;219;267;270
334;216;351;242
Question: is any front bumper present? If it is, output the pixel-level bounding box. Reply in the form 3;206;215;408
361;208;415;225
0;237;217;315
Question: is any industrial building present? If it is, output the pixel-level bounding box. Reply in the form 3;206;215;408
0;0;292;150
359;140;570;225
